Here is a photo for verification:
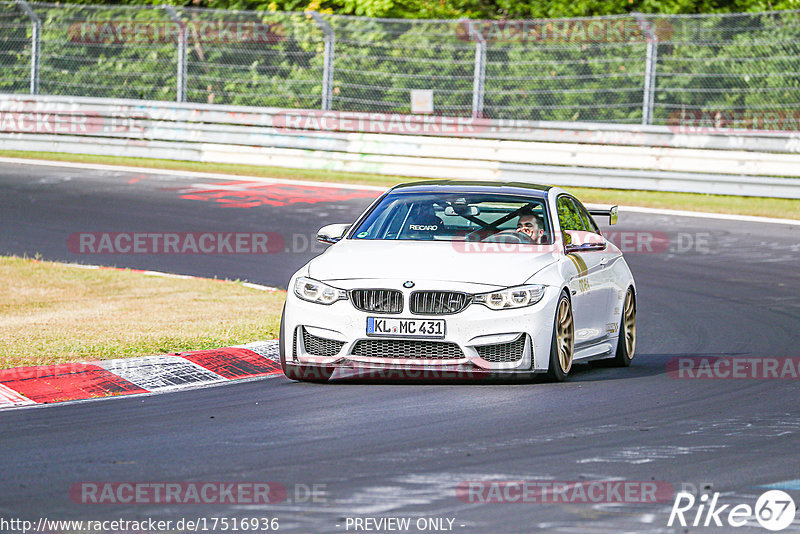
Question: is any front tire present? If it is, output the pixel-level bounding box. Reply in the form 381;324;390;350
279;306;334;382
612;288;636;367
546;291;574;382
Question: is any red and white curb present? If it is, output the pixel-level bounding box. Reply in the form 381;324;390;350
0;340;281;410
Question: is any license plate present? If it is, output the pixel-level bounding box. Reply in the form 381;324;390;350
366;317;446;338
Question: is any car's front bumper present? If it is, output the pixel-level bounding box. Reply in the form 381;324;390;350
282;279;561;374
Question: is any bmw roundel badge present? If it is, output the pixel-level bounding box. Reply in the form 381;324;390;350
403;281;415;288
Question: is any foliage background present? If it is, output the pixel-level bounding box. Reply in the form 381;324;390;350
69;0;800;19
1;0;799;125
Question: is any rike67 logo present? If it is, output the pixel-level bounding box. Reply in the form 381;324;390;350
669;490;796;531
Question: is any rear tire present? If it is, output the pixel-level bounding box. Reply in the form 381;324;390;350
279;307;334;383
612;288;636;367
546;291;574;382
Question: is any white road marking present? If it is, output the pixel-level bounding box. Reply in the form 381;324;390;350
577;445;727;464
1;156;797;225
0;383;35;407
760;479;800;491
55;262;281;291
620;205;800;226
241;282;279;292
233;340;281;362
0;157;387;191
98;355;226;391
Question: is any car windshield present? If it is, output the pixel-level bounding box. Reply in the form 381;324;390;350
350;191;551;243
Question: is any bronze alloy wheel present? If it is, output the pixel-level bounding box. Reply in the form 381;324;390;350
547;292;575;381
556;296;575;374
613;288;636;367
623;289;636;358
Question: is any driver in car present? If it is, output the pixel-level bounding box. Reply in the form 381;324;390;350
516;213;545;244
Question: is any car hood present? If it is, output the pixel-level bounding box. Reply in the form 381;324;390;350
308;240;559;287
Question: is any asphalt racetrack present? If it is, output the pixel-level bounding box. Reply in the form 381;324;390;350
1;160;799;533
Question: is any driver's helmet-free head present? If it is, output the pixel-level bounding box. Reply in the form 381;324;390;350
518;212;542;229
517;211;547;243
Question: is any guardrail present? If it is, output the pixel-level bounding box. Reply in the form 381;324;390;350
1;94;799;198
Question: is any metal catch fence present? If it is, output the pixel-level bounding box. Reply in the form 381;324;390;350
1;2;800;126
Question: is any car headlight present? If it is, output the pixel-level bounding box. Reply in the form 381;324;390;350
473;284;546;310
293;277;348;305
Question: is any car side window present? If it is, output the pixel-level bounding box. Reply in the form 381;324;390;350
574;199;601;235
556;196;585;232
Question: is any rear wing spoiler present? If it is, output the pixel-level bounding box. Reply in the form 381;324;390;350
587;205;618;225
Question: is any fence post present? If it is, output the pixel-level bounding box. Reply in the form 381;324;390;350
16;0;40;95
465;20;486;118
310;11;334;111
164;5;187;103
633;13;658;126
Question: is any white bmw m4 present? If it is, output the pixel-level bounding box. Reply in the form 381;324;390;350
280;180;636;382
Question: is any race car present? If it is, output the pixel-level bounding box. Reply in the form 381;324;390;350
279;180;636;382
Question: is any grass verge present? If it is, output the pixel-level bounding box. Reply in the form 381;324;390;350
0;255;285;369
1;150;798;220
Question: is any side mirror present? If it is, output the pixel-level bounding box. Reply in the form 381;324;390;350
608;206;618;226
564;230;607;253
587;205;618;225
316;223;351;245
